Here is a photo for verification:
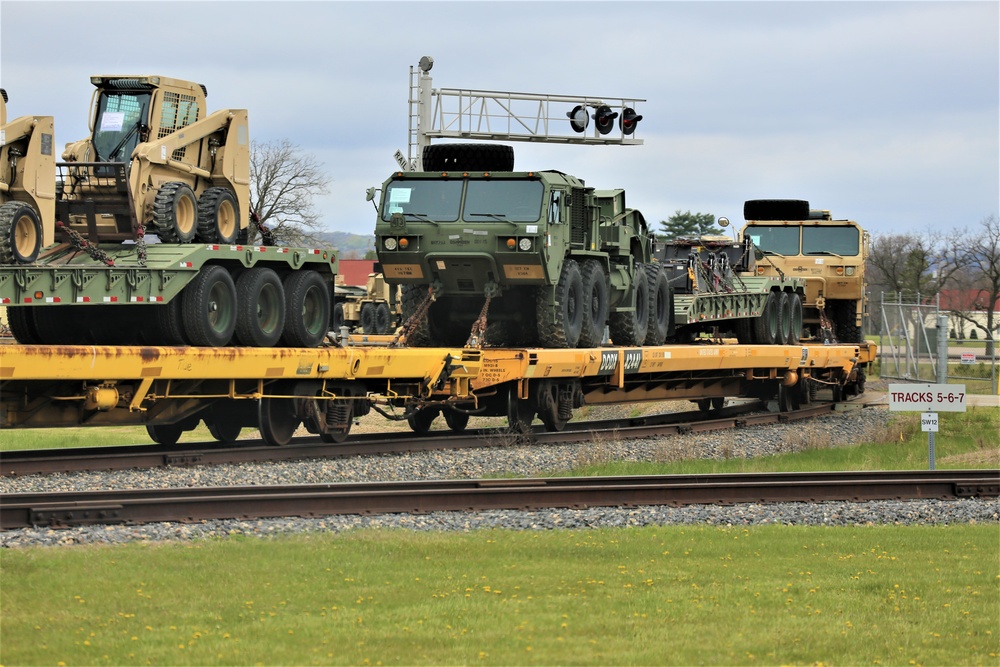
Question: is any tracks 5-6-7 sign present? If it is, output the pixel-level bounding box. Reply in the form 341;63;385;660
888;384;967;413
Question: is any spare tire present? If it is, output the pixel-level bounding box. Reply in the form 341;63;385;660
743;199;810;221
422;143;514;171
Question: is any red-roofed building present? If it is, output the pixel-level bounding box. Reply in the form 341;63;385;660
337;259;378;287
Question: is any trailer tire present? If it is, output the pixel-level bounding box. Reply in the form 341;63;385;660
644;264;671;346
196;187;240;244
375;302;392;334
579;260;609;348
7;306;41;344
609;261;649;346
281;271;331;347
361;303;376;334
0;201;42;264
743;199;810;221
151;298;188;346
181;264;237;346
235;267;286;347
754;290;779;345
422;143;514;171
153;182;199;243
537;259;583;348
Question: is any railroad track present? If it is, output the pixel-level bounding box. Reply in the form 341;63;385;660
2;470;996;530
1;399;857;477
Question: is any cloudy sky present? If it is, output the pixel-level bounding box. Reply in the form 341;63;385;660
2;1;997;240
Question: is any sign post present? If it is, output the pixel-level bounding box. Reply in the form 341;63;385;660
888;383;966;470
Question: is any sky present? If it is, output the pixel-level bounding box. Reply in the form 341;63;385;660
1;1;997;240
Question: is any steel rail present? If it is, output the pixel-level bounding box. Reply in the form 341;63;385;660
2;470;996;530
0;400;848;477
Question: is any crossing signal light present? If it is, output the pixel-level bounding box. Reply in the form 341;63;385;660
567;105;588;133
593;105;618;135
619;107;642;135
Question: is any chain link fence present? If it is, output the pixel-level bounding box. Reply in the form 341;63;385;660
872;293;997;394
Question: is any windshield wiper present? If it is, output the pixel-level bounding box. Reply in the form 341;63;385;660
806;250;844;258
106;120;143;162
468;213;517;227
403;212;438;226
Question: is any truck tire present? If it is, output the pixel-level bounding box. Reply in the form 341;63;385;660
609;262;649;346
0;201;42;264
830;299;863;343
6;306;41;344
361;303;376;334
776;290;792;345
281;271;331;347
754;290;779;345
332;302;345;332
196;187;240;244
153;182;199;243
788;292;803;344
536;259;583;348
579;260;609;348
743;199;810;221
644;264;671;346
235;267;286;347
422;143;515;171
375;302;392;334
181;264;237;346
151;298;188;346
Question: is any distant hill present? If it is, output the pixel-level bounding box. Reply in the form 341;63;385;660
316;231;376;259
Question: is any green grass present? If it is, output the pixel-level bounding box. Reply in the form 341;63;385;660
0;424;218;451
1;526;997;666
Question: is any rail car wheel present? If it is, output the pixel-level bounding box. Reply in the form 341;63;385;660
696;397;725;412
235;267;286;347
206;411;243;443
777;383;800;412
181;264;237;346
196;187;240;244
320;399;354;443
776;291;792;345
644;264;671;346
153;182;199;243
609;262;649;346
375;302;392;334
537;259;583;348
6;306;41;344
0;201;42;264
258;397;300;446
579;260;609;348
408;407;440;435
443;409;470;432
146;424;184;446
754;290;779;345
537;380;568;432
506;386;535;435
281;271;331;347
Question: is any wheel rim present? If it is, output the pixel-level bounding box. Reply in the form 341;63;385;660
217;198;237;240
208;279;236;334
177;192;196;236
258;282;283;335
258;397;299;446
14;212;38;259
301;285;326;335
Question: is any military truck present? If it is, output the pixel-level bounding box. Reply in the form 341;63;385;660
0;75;337;347
0;88;56;265
371;147;805;349
740;199;868;343
332;272;399;335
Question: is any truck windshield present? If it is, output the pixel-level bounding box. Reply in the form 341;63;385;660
802;226;860;256
92;92;151;162
382;180;463;222
745;225;800;255
465;180;543;222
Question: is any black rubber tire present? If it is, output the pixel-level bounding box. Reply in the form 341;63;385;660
443;409;470;432
776;290;792;345
196;187;240;244
734;317;754;344
281;271;331;348
644;264;671;346
181;264;237;346
422;143;514;171
7;306;41;344
743;199;810;221
754;290;779;345
407;407;439;435
332;302;345;332
830;299;863;344
146;424;183;446
153;182;199;243
0;201;42;264
609;262;649;346
788;292;803;344
360;303;376;334
258;396;300;446
536;259;583;348
578;260;609;348
375;302;391;334
151;298;188;346
400;284;433;347
234;267;286;347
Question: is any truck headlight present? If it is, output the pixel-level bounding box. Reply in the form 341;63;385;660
384;237;397;251
519;237;532;251
846;266;855;276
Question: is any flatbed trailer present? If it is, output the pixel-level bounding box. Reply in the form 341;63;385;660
0;339;874;442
